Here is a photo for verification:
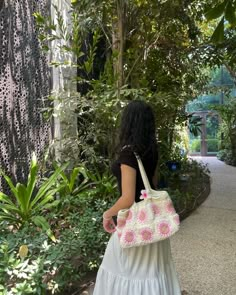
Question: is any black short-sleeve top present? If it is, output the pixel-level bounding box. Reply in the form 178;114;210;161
111;147;158;203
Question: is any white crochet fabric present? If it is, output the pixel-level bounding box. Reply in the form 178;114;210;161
116;190;180;248
116;154;180;248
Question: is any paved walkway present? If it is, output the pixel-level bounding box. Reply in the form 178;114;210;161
171;157;236;295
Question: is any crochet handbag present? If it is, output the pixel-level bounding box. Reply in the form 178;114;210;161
116;153;180;248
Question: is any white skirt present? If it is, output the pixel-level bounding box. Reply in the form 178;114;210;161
93;232;181;295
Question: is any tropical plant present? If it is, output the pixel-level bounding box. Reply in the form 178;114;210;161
187;114;203;137
0;192;114;294
55;165;118;213
207;138;219;152
81;167;118;201
57;165;90;196
0;240;47;295
33;0;214;167
0;159;119;294
211;98;236;164
0;153;67;240
217;148;235;165
205;0;236;43
190;139;201;153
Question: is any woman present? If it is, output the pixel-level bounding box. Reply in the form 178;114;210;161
93;100;181;295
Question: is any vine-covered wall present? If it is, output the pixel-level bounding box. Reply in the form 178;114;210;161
0;0;51;191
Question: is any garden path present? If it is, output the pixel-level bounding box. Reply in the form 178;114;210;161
171;157;236;295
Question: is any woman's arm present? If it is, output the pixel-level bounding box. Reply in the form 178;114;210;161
103;164;136;219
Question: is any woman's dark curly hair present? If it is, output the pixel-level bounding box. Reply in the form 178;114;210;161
117;100;157;157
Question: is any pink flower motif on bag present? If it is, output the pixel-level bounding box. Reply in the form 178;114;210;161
151;203;160;216
137;209;147;223
126;210;133;222
166;201;175;213
117;218;126;228
174;215;180;225
158;221;172;237
123;230;136;245
140;190;148;200
140;228;153;242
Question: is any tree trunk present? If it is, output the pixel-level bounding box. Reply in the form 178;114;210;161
112;0;126;97
117;0;125;88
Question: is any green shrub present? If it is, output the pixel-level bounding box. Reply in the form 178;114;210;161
207;138;219;152
0;164;118;294
217;149;228;161
0;227;49;294
0;197;114;294
167;158;210;216
0;155;211;294
190;139;201;152
180;158;210;176
189;138;219;153
217;149;236;166
0;154;67;241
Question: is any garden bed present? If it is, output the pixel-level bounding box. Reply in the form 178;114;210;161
0;159;211;295
178;172;211;221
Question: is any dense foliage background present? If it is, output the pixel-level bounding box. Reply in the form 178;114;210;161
1;0;236;293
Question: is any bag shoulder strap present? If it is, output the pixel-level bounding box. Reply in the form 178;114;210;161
134;152;152;191
121;146;152;191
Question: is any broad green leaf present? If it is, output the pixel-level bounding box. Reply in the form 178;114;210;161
69;167;80;192
0;284;5;290
47;24;57;31
30;185;64;209
205;1;227;21
33;12;46;24
211;17;225;43
76;166;88;180
77;52;85;58
42;200;60;209
85;169;98;182
16;183;28;215
84;61;92;74
73;181;93;195
58;168;69;186
0;213;19;223
1;174;19;201
26;153;38;208
32;195;54;212
33;163;68;207
0;192;15;206
32;216;56;242
0;203;22;216
225;1;236;25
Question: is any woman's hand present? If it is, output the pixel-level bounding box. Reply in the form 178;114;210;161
103;213;116;233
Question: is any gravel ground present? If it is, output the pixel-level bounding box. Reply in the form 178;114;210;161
171;157;236;295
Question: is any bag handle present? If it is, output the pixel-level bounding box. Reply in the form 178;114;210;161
134;153;152;191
